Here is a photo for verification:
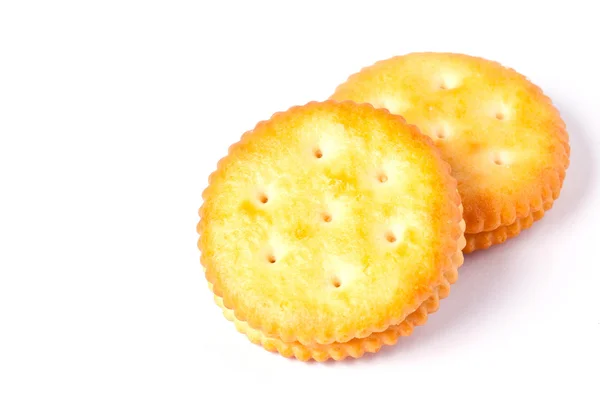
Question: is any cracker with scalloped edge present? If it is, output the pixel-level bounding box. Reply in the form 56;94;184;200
330;52;569;253
198;100;464;356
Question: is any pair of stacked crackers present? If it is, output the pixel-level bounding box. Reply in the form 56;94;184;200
197;53;570;361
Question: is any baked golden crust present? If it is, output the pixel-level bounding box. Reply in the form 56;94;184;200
330;52;570;250
207;234;464;361
198;100;464;346
464;205;550;253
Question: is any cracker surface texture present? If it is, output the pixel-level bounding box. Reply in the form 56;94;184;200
330;53;570;253
207;240;464;361
198;100;464;358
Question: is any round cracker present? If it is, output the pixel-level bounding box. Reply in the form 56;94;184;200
198;100;464;346
330;53;570;253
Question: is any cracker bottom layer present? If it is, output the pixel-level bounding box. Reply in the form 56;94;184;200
209;245;464;362
464;204;552;254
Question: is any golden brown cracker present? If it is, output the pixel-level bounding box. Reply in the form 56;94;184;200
198;100;465;347
330;53;570;252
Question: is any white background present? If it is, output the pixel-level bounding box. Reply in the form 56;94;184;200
1;1;599;396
